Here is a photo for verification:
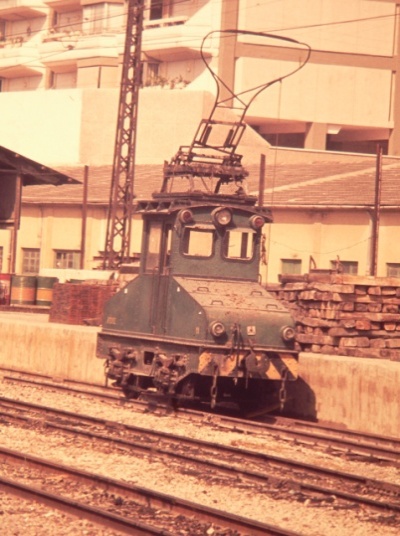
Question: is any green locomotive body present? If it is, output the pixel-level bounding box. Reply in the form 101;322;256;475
97;192;298;411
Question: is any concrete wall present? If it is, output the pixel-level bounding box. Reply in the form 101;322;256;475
0;89;83;164
240;0;396;57
288;352;400;439
0;313;104;385
236;0;396;130
0;312;398;438
0;87;268;166
239;58;393;129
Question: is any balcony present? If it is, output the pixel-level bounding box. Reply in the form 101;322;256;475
0;1;48;21
43;0;80;12
0;42;42;77
142;16;210;61
39;33;119;69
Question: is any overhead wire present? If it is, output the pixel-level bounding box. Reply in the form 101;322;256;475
0;1;398;55
270;235;372;257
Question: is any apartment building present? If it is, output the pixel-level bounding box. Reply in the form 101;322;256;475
1;1;400;161
1;0;400;281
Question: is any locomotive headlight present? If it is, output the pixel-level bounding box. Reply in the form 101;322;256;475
178;209;194;224
249;214;265;230
211;207;232;227
209;320;226;338
281;326;296;342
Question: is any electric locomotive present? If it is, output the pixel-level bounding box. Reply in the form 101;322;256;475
96;29;308;411
96;188;298;411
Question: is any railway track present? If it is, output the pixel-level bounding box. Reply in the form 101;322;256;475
2;370;400;466
0;395;399;523
0;445;297;536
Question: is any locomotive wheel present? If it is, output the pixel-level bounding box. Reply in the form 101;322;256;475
235;379;279;415
121;374;150;400
178;377;196;399
121;384;140;400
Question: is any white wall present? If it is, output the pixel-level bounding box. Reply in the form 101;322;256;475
0;89;83;164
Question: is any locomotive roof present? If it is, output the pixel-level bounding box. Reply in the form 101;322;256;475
134;191;273;220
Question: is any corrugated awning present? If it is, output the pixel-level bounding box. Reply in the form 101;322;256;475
0;145;80;186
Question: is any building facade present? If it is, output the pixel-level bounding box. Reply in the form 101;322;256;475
1;0;400;282
1;0;400;161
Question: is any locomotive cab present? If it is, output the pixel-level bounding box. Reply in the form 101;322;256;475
97;192;298;412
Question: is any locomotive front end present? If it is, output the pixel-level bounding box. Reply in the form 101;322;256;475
97;193;298;412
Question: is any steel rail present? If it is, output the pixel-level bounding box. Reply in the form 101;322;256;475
0;446;301;536
1;397;400;515
2;373;122;402
0;476;172;536
219;415;400;463
2;372;400;462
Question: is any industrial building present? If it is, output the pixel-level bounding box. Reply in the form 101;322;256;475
1;0;400;281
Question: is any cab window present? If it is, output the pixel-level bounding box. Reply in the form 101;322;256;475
144;221;163;271
223;229;255;260
182;227;214;257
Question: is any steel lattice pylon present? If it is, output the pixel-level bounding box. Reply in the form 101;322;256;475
103;0;144;269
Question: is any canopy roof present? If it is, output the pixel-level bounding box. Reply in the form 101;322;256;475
0;146;80;186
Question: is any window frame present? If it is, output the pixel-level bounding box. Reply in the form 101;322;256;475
330;260;358;275
0;19;7;41
22;248;40;274
222;228;256;263
281;258;302;275
54;250;81;270
149;0;164;20
386;263;400;278
181;225;215;259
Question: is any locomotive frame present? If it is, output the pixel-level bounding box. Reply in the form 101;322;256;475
97;190;298;412
97;28;309;412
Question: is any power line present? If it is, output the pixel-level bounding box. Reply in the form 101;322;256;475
0;2;398;77
270;235;371;256
1;1;398;47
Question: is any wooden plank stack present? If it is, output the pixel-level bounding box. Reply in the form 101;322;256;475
267;274;400;361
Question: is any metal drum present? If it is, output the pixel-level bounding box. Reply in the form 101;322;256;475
36;276;59;307
11;275;37;306
0;274;11;305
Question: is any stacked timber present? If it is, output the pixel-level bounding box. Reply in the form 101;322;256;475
267;274;400;361
49;281;119;326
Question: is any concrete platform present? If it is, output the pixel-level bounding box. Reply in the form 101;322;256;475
286;353;400;438
0;312;104;385
0;312;398;438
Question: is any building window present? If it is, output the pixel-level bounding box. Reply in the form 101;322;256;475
54;250;81;269
144;62;160;86
81;3;124;34
22;248;40;274
89;3;106;33
281;259;302;275
49;70;77;89
52;9;82;33
149;0;163;20
330;260;358;275
387;263;400;278
0;20;6;41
